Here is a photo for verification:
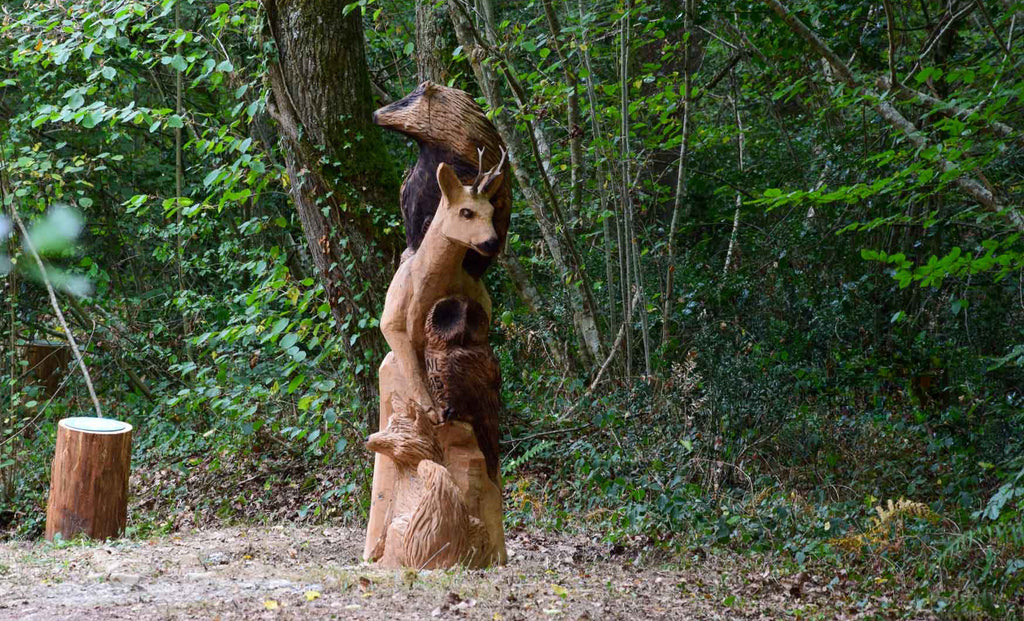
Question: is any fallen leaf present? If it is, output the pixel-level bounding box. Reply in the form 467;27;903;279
305;590;320;601
551;584;569;599
263;599;279;610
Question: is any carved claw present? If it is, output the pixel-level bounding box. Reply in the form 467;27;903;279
423;406;444;426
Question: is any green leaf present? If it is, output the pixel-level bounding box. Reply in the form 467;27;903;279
81;110;103;128
287;374;305;394
203;169;221;187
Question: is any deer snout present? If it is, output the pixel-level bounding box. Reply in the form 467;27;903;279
476;236;500;256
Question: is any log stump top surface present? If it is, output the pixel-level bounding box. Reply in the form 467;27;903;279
60;417;132;434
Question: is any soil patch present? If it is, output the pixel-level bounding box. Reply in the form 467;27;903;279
0;525;927;620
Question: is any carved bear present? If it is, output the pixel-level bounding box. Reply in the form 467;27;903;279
424;295;502;485
373;81;511;279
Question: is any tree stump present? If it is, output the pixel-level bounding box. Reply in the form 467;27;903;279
45;417;133;541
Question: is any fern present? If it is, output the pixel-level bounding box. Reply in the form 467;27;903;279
502;439;553;479
831;498;939;554
941;521;1024;567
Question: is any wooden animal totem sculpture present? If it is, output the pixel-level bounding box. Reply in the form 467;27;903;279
364;137;508;568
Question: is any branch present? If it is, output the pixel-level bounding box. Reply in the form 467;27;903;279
11;212;103;418
876;75;1018;140
765;0;1024;233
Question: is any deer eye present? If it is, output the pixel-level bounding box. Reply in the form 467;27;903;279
459;208;474;219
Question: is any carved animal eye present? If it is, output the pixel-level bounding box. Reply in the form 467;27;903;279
459;208;474;220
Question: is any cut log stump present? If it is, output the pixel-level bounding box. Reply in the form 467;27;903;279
45;417;133;541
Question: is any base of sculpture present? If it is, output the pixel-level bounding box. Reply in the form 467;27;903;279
364;353;506;569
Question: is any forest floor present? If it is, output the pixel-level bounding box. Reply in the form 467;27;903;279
0;523;932;620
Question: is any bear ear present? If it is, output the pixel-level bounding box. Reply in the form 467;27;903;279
436;162;463;205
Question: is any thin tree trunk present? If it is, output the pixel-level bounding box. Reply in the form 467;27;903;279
1;167;17;497
577;0;617;341
541;0;583;220
174;0;190;352
11;211;102;419
447;0;606;367
663;0;694;345
875;76;1018;140
620;2;651;378
723;69;745;275
618;6;633;378
765;0;1024;233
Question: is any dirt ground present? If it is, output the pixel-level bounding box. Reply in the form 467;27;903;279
0;525;924;620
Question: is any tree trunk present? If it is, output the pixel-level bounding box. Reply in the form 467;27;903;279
46;417;132;541
662;0;694;345
264;0;402;325
723;68;745;275
264;1;403;424
416;0;453;83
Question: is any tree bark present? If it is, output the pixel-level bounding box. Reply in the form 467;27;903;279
264;0;402;327
662;0;694;345
416;0;452;83
723;69;745;275
46;417;132;541
541;0;583;219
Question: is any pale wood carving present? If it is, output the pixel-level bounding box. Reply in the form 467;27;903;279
46;417;133;541
365;152;508;568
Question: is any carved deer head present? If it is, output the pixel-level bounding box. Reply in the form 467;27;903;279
434;148;506;256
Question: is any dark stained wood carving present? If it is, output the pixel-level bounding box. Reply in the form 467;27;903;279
373;81;511;279
425;295;501;484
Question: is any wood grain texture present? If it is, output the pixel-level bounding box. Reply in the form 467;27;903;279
365;399;505;568
373;81;511;278
425;295;502;484
45;419;132;541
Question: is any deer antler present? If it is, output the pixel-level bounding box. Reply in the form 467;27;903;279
470;147;486;195
470;147;506;197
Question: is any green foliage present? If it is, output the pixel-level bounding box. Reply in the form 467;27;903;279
1;0;1023;615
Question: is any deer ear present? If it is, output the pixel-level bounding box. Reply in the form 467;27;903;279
436;163;463;205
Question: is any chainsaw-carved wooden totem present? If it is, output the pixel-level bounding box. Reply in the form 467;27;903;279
363;124;508;568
